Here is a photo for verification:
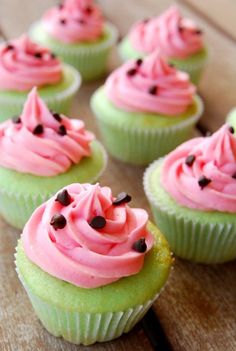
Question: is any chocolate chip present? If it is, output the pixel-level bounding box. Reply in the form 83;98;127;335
195;29;203;35
127;68;137;76
58;125;67;136
5;44;14;51
60;18;66;25
51;53;57;59
33;124;44;135
136;58;143;66
89;216;106;229
169;62;175;68
55;189;71;206
12;116;21;124
50;213;67;230
113;192;131;206
34;52;42;59
185;155;195;167
85;6;92;14
198;176;211;189
232;172;236;179
178;25;184;33
229;126;234;134
132;238;147;253
52;112;62;122
148;85;158;95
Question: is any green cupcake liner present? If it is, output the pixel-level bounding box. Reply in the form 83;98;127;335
17;273;158;345
119;37;207;85
0;64;81;121
30;22;118;81
144;159;236;263
0;140;107;229
91;92;204;166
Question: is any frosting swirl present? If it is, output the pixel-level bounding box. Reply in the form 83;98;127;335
0;35;62;91
42;0;104;43
105;50;195;115
161;125;236;212
0;88;94;176
130;6;204;59
22;183;154;288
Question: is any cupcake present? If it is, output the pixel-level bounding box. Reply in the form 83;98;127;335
144;124;236;263
0;88;107;229
91;50;203;165
29;0;118;81
119;6;207;84
0;35;81;121
15;182;172;345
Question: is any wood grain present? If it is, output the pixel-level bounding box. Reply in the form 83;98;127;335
0;1;236;350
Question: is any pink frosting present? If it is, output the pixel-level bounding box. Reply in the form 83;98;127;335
105;50;195;115
0;35;62;91
42;0;104;43
0;88;94;176
130;6;204;59
22;183;154;288
161;125;236;212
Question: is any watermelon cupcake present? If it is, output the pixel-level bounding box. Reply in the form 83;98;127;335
29;0;118;81
15;182;172;345
0;88;107;229
0;35;81;121
144;124;236;263
119;6;207;84
91;50;203;165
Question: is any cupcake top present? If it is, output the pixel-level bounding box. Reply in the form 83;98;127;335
0;35;62;91
129;6;204;59
22;183;154;288
161;124;236;212
105;50;195;115
0;88;94;176
42;0;104;43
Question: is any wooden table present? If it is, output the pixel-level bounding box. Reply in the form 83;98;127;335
0;1;236;350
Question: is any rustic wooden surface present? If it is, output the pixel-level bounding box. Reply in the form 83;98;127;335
0;1;236;350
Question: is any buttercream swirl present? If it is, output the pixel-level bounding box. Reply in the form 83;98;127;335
105;50;195;115
42;0;104;43
130;6;204;59
0;35;62;91
161;125;236;212
0;88;94;176
22;183;154;288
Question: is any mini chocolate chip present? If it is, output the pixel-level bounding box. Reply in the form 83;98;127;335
198;176;211;189
55;189;71;206
232;172;236;179
58;3;64;10
5;44;14;51
89;216;106;229
229;126;234;134
52;112;62;122
185;155;195;167
78;19;85;25
148;85;158;95
51;53;57;59
133;238;147;253
127;68;137;76
50;213;67;230
195;29;202;35
33;124;44;135
113;192;131;206
136;58;143;66
85;6;92;14
169;62;175;68
34;52;42;59
143;18;149;24
60;18;66;25
12;116;21;124
178;25;184;33
58;125;67;136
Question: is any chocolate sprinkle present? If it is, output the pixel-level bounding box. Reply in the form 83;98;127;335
55;189;71;206
185;155;195;167
148;85;158;95
12;116;21;124
58;125;67;136
113;192;131;206
229;126;234;134
232;172;236;179
127;68;137;76
89;216;106;229
136;58;143;66
33;124;44;135
50;213;67;230
198;176;211;189
132;238;147;253
60;18;66;25
52;112;62;122
34;52;42;59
